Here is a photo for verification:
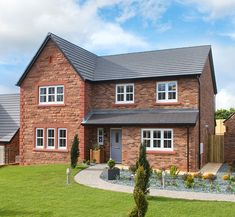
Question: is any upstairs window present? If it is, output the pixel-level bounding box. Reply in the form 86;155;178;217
157;81;177;102
116;84;134;104
39;85;64;104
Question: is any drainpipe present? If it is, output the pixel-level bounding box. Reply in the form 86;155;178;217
197;76;201;170
187;126;190;172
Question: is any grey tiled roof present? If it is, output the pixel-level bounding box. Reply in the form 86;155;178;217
17;33;217;94
0;94;20;142
82;109;198;125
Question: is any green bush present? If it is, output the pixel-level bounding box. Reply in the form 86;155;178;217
129;166;148;217
107;159;115;169
70;134;79;168
170;165;180;179
184;174;194;188
129;165;137;174
136;143;152;194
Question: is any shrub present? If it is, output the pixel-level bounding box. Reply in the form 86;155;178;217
129;165;137;174
154;169;162;180
136;143;152;194
222;174;230;181
184;174;194;188
70;134;79;168
203;173;217;183
230;176;235;182
192;172;203;179
107;159;115;169
129;166;148;217
169;165;180;179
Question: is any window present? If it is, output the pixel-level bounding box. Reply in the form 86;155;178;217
97;128;104;145
39;85;64;104
116;84;134;103
47;128;55;149
58;128;67;149
157;81;177;102
141;129;173;151
36;128;44;148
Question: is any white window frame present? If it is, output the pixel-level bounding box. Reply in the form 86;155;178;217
47;128;55;149
39;85;64;105
156;81;177;103
115;83;134;104
141;129;173;151
97;128;104;145
58;128;67;149
36;128;44;149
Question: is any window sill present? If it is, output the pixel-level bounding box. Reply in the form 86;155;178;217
112;103;136;107
155;102;180;106
33;148;69;153
146;150;176;155
38;104;66;108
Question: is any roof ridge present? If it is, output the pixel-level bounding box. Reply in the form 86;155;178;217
49;32;97;57
100;45;211;58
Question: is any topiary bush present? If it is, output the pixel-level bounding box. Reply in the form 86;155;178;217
129;166;148;217
136;143;152;194
71;134;79;168
107;159;115;169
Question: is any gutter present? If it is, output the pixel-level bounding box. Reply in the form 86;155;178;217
197;76;201;170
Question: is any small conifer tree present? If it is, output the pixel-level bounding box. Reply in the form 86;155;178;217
129;166;148;217
136;143;151;194
71;134;79;168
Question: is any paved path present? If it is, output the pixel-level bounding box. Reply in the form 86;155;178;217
200;163;222;175
74;164;235;202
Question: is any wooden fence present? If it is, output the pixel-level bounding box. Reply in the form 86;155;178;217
206;135;224;163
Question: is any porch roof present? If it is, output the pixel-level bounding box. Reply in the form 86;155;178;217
82;109;198;126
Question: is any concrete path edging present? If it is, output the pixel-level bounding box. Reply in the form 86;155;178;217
74;164;235;202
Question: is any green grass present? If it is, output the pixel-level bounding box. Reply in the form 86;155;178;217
0;165;234;217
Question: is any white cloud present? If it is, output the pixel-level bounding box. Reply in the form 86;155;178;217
0;0;151;62
180;0;235;19
216;88;235;109
0;85;18;94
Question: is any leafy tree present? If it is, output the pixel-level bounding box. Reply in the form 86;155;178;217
71;134;79;168
215;108;235;119
129;166;148;217
136;143;152;194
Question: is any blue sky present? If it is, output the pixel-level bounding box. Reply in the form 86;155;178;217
1;0;235;108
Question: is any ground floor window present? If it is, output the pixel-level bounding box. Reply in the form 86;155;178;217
58;128;67;149
97;128;104;145
141;129;173;151
36;128;44;148
35;127;67;150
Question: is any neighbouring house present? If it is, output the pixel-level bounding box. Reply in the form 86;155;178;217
0;94;20;165
16;33;217;171
224;114;235;162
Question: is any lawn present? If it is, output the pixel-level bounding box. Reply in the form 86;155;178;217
0;165;234;217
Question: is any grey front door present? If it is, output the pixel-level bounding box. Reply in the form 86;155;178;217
111;129;122;163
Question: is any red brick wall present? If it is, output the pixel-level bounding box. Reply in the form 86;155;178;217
122;126;197;172
5;131;20;164
224;115;235;162
199;57;216;166
90;77;199;110
20;39;86;165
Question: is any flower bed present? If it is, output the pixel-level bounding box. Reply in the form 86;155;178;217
100;164;235;194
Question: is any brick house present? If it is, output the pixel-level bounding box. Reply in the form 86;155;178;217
17;33;217;171
224;114;235;162
0;94;20;165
